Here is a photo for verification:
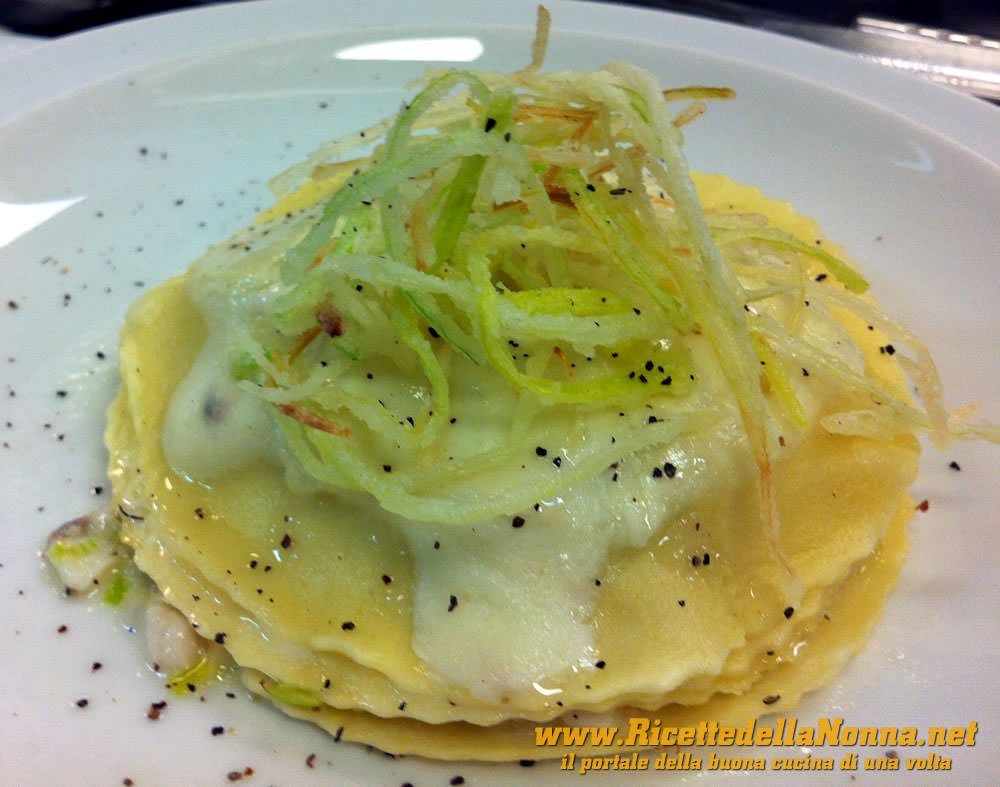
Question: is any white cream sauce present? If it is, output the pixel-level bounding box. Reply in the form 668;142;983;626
162;334;275;483
399;419;746;701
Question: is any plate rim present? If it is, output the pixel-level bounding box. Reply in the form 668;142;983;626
0;2;997;785
0;0;997;164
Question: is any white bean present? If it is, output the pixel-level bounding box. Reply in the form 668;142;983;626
144;600;204;675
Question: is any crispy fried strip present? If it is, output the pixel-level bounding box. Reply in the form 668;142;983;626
525;4;552;72
545;186;574;207
662;86;736;101
515;104;596;122
275;403;351;437
552;345;574;378
288;326;322;364
673;102;707;128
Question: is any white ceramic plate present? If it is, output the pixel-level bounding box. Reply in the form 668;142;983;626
1;1;997;784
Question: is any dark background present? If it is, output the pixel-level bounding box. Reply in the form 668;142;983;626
1;0;998;38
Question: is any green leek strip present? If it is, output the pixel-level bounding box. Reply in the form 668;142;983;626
101;571;129;606
229;349;261;382
47;538;99;562
166;653;213;696
261;680;324;709
432;90;517;267
273;207;375;335
467;249;654;404
282;132;503;282
497;255;548;291
309;385;431;446
405;292;484;365
399;156;458;271
240;364;336;406
377;75;491;291
949;421;1000;443
328;338;362;362
272;269;330;335
388;293;451;448
469;224;597;257
751;316;930;428
751;334;808;427
373;159;482;363
267;112;398;197
506;287;630;316
563;169;690;331
317;254;663;350
501;146;572;288
377;172;483;363
744;284;797;303
377;85;491;363
714;227;869;293
432;154;487;264
809;283;947;442
383;70;493;156
618;84;652;123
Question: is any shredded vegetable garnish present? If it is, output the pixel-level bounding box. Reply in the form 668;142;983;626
101;570;130;606
166;653;216;696
191;4;993;538
47;538;99;562
260;679;324;710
